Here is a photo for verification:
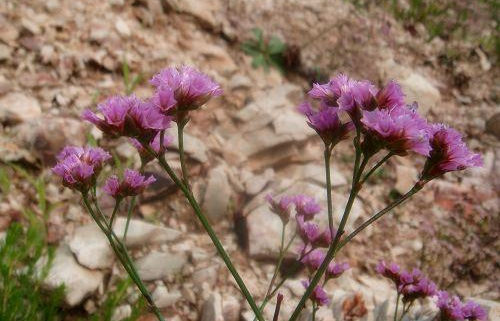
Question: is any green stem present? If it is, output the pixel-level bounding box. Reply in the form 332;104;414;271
394;292;401;321
324;147;334;239
289;133;364;321
337;184;424;251
109;199;121;229
151;151;264;321
123;196;136;242
82;196;166;321
177;122;190;188
312;304;318;321
360;151;394;186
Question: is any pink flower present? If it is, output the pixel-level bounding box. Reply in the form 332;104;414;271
326;262;350;279
308;74;356;107
150;66;222;121
298;102;354;146
82;95;171;143
301;249;326;271
436;291;466;321
296;215;335;248
361;105;431;156
265;194;295;222
52;146;111;192
301;280;330;306
130;132;173;165
376;261;402;284
293;195;321;220
375;80;405;110
462;300;487;321
422;124;483;179
103;169;156;199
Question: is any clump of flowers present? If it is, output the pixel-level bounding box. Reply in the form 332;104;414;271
377;261;487;320
51;67;484;321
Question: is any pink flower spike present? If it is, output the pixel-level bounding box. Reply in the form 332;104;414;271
266;194;295;222
298;102;354;146
423;124;483;179
52;146;111;192
301;280;330;306
103;169;155;199
326;262;350;279
150;66;222;121
361;106;431;156
301;249;326;271
375;80;405;109
293;195;321;220
462;300;487;321
308;74;355;107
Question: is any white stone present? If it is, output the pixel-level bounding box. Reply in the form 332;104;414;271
42;245;104;306
394;165;419;194
135;251;187;281
399;72;441;115
115;19;131;38
69;224;114;269
153;284;182;308
113;217;182;247
0;93;41;125
164;0;223;29
201;292;224;321
111;305;132;321
203;165;232;222
222;295;241;321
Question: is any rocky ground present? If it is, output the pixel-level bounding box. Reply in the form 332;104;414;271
0;0;499;320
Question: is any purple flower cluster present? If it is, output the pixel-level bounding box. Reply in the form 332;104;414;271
376;261;437;303
437;291;487;321
150;66;222;122
266;194;349;307
302;75;483;175
377;262;487;320
52;146;111;192
82;95;171;143
103;169;156;199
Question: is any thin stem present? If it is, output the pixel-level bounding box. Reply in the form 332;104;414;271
394;293;401;321
312;303;318;321
148;148;264;321
288;133;364;321
272;293;284;321
399;300;414;321
109;199;121;229
177;122;190;188
324;147;334;239
123;196;136;242
337;183;424;250
82;196;166;321
360;151;394;186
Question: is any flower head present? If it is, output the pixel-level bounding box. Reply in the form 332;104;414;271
265;194;295;223
301;280;330;306
398;269;437;302
103;169;156;199
296;215;335;248
150;66;222;121
301;249;326;271
83;95;171;143
293;195;321;220
298;102;354;146
308;74;356;107
436;291;466;321
361;105;431;156
52;146;111;192
375;80;405;110
376;261;402;284
326;262;350;279
130;132;173;165
462;300;487;321
422;124;483;179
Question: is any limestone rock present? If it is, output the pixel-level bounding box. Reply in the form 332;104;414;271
113;217;182;247
69;224;114;269
135;251;187;281
203;165;232;222
164;0;224;30
0;93;41;125
42;245;104;306
201;292;224;321
394;165;419;194
222;295;241;321
399;72;441;115
153;284;182;308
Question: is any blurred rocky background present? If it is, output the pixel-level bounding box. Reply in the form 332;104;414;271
0;0;498;320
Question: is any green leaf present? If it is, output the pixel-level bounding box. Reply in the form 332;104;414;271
268;36;286;55
0;166;10;195
251;53;266;69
